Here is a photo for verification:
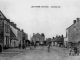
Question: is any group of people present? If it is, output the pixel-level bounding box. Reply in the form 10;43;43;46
69;47;79;56
19;43;26;49
29;42;36;49
29;41;51;52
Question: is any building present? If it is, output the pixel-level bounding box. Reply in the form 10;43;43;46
10;22;20;48
0;10;28;49
17;28;23;48
0;11;10;49
66;18;80;47
10;23;28;48
31;33;45;45
64;37;68;48
46;38;51;45
20;30;28;48
51;37;55;46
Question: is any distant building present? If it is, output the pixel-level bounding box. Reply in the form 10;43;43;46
22;30;28;45
46;38;51;45
31;33;45;45
66;18;80;44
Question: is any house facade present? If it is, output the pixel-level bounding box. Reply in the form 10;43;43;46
0;11;10;49
31;33;45;45
66;18;80;47
10;22;26;48
0;11;28;49
10;22;19;48
4;19;10;48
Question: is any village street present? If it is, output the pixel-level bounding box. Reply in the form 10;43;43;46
0;46;80;60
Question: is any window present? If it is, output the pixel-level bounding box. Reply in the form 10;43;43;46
8;25;10;33
5;24;10;33
0;20;3;26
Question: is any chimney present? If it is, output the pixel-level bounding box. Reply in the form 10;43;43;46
21;29;24;32
73;20;76;24
14;24;16;28
7;19;10;22
76;18;80;22
17;28;20;31
33;33;35;36
10;22;17;28
10;22;14;26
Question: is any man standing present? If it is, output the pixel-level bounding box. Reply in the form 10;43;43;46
19;43;21;49
48;42;51;52
0;45;2;53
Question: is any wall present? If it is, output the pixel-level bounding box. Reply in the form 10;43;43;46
0;20;4;45
10;24;19;47
31;33;44;44
17;30;22;47
4;20;10;47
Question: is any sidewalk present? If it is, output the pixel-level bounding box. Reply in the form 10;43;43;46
0;48;30;57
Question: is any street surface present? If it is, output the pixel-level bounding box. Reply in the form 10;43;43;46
0;46;80;60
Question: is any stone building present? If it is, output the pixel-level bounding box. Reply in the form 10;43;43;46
31;33;45;45
10;22;20;48
66;18;80;47
10;23;28;48
0;11;10;49
0;11;28;49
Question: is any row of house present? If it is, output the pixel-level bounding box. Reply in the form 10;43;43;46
46;35;64;47
0;11;28;49
30;33;64;47
64;18;80;47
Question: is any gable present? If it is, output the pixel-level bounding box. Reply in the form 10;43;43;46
69;21;80;43
0;11;6;19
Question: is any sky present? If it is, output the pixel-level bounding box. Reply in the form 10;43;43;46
0;0;80;39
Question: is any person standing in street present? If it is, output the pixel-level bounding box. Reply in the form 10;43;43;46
48;42;51;52
19;43;21;49
30;42;32;50
0;45;2;53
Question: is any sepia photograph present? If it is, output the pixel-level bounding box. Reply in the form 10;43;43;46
0;0;80;60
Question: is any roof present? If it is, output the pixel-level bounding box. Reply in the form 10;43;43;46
0;11;11;23
66;23;75;30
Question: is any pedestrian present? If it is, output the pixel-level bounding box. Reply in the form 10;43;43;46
74;47;78;55
48;42;51;52
19;43;21;49
34;42;36;49
0;45;2;53
22;44;25;49
30;42;32;50
34;43;36;48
